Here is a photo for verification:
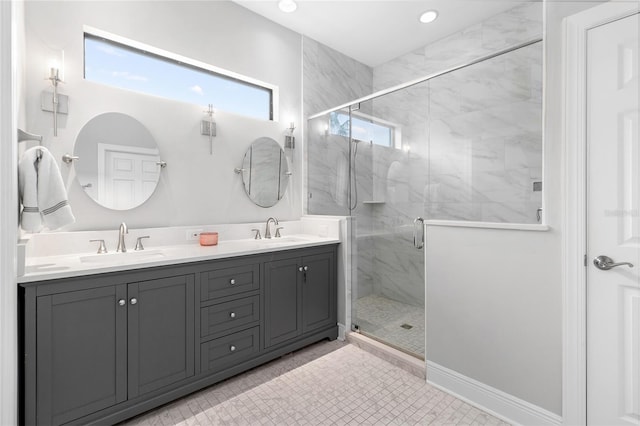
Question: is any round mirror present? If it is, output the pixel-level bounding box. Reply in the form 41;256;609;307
239;137;290;208
74;112;162;210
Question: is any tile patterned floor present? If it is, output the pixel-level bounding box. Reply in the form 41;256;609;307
122;341;509;426
354;294;425;357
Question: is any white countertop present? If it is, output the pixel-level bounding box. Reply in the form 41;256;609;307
19;234;340;284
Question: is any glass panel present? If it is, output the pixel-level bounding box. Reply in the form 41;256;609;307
427;41;543;223
350;85;429;358
307;109;352;216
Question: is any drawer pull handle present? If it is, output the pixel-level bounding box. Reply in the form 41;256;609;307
303;266;309;271
130;298;138;305
230;312;236;319
118;299;126;307
230;279;236;285
298;267;303;272
230;345;236;352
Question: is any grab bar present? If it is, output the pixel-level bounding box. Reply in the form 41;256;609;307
413;217;424;250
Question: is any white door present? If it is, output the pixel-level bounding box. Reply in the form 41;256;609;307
97;143;160;210
587;11;640;426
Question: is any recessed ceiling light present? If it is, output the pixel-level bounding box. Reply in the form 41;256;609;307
419;10;438;24
278;0;297;13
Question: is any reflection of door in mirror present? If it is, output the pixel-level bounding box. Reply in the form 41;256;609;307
74;112;162;211
97;144;160;210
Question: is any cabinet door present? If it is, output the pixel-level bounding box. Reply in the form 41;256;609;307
36;285;127;426
302;252;336;333
264;257;302;347
127;275;195;398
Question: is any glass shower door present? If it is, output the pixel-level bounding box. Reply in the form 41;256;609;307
348;88;429;358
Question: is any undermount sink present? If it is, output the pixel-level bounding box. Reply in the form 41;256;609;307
79;249;166;264
256;236;311;246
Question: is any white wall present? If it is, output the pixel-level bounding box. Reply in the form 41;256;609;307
23;1;303;232
1;1;23;424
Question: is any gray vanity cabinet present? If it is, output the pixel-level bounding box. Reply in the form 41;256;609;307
21;244;337;425
23;272;195;426
127;275;195;399
264;250;336;348
34;285;128;426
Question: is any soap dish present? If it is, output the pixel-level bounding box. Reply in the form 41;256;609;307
199;232;218;246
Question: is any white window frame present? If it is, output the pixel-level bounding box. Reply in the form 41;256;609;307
83;26;280;121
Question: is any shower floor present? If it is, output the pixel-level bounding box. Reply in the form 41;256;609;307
353;294;425;357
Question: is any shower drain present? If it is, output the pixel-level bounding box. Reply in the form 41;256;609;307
400;323;413;330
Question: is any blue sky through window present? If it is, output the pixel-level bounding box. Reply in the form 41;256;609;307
84;35;272;120
329;111;393;147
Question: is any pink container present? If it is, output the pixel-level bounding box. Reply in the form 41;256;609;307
199;232;219;246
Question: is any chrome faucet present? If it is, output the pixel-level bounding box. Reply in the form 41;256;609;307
265;217;279;239
116;222;128;252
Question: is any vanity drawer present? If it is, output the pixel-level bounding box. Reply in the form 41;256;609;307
201;327;260;374
201;295;259;338
200;263;260;301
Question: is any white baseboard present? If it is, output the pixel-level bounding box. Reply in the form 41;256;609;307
426;361;562;426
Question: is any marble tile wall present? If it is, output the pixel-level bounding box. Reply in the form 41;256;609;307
304;36;373;216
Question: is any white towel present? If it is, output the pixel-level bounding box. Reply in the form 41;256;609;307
18;146;75;232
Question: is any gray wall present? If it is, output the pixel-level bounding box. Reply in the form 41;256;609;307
24;1;303;231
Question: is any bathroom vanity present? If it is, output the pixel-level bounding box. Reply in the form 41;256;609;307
19;238;338;425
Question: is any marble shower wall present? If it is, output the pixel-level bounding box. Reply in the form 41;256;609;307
304;37;373;216
373;3;543;91
304;3;543;310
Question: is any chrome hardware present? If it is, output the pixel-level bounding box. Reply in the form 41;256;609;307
118;299;126;307
234;167;245;174
116;222;128;253
536;208;543;223
303;266;309;271
251;228;262;239
230;312;236;319
135;236;150;251
265;217;279;239
62;154;79;164
275;227;284;238
156;161;167;168
413;217;425;250
90;239;107;254
230;279;236;285
229;345;236;352
593;255;634;270
130;298;137;305
299;266;304;272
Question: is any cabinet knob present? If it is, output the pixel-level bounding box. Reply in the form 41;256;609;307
230;345;236;352
298;267;303;272
130;298;138;305
303;266;309;271
229;312;236;319
230;279;236;285
118;299;126;307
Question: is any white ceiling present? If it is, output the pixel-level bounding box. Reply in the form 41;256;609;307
233;0;531;67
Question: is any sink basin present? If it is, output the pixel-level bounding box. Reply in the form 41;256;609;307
79;249;165;264
255;236;312;246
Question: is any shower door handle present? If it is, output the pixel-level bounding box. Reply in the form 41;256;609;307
413;217;425;250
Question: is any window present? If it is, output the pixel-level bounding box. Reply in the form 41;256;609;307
84;29;276;121
329;111;398;148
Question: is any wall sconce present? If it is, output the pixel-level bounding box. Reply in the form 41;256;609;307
41;63;69;137
201;104;216;155
285;122;295;149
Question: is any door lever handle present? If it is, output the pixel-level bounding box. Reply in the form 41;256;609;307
593;255;634;270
